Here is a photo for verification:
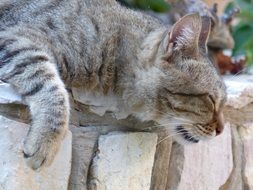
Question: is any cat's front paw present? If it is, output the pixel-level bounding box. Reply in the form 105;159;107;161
23;129;64;170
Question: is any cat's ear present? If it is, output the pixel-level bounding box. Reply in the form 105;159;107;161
198;16;211;54
166;13;202;58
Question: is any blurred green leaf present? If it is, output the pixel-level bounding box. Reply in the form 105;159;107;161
233;24;253;53
121;0;253;65
226;0;253;65
118;0;170;12
242;36;253;65
225;2;236;13
237;10;253;20
235;0;253;11
135;0;170;12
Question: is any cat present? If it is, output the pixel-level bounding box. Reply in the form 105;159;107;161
0;0;226;170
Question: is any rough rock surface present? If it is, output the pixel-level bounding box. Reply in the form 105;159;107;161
150;131;172;190
68;125;101;190
239;125;253;190
0;82;22;104
0;115;72;190
223;74;253;190
68;124;150;190
88;132;158;190
72;87;130;120
167;123;233;190
0;82;29;122
225;75;253;109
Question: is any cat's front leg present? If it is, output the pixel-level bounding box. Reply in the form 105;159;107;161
21;63;70;170
0;40;69;169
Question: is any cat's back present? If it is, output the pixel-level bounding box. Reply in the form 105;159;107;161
0;0;160;31
0;0;119;28
0;0;162;79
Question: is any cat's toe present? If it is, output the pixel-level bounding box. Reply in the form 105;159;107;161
23;142;47;170
23;136;61;170
24;152;47;170
23;150;38;158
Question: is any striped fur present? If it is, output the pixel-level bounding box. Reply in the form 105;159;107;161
0;0;226;169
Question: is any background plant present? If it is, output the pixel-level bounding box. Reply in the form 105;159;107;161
119;0;253;66
117;0;169;12
226;0;253;65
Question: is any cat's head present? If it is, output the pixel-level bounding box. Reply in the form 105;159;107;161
134;13;227;144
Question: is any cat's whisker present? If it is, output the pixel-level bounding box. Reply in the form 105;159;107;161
157;132;185;145
162;115;192;123
156;122;193;126
154;123;193;129
156;128;194;145
157;119;193;126
142;122;193;131
230;67;247;79
157;134;180;145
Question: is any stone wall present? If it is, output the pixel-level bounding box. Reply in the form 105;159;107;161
0;74;253;190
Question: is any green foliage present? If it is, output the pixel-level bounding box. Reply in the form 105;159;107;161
121;0;253;65
118;0;170;12
226;0;253;65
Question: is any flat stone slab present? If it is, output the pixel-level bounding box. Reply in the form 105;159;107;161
167;123;233;190
239;125;253;189
0;82;22;104
72;87;131;120
0;115;72;190
89;132;158;190
224;74;253;109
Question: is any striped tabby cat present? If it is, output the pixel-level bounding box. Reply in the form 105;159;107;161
0;0;226;170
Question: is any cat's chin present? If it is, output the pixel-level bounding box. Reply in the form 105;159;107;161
173;135;200;145
173;126;200;145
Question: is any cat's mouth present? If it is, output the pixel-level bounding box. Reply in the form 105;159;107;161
176;126;199;143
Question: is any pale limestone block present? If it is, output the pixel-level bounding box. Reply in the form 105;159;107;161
167;123;233;190
151;131;173;190
224;75;253;109
88;132;158;190
72;87;131;120
220;124;243;190
0;115;72;190
222;74;253;190
68;126;100;190
0;82;22;104
166;142;184;190
239;124;253;189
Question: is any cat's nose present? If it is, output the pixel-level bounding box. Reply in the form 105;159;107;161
215;112;224;136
